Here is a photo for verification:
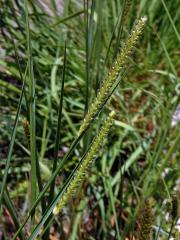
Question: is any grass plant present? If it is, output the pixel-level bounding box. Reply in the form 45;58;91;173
0;1;179;239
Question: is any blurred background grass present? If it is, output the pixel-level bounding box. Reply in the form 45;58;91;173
0;0;179;239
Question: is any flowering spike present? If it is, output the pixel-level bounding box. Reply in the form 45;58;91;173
171;192;180;221
122;0;132;24
79;16;147;135
138;199;154;240
53;111;115;215
22;118;30;147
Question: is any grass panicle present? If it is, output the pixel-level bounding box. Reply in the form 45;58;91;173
78;16;147;135
167;192;180;240
171;192;179;221
138;199;154;240
53;111;115;215
22;118;30;147
122;0;132;24
0;1;179;239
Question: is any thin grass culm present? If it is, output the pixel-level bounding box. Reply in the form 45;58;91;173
78;16;147;135
53;111;115;215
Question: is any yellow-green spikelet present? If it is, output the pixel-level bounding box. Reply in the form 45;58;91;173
53;111;115;215
78;16;147;135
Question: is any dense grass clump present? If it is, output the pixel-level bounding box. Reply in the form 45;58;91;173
0;1;179;239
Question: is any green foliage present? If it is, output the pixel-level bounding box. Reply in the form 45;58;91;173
0;0;179;239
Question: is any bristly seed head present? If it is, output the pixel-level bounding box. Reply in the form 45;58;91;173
78;16;147;135
171;192;180;221
22;117;30;147
138;199;154;240
53;111;115;215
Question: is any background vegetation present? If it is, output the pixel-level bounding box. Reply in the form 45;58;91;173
0;0;179;239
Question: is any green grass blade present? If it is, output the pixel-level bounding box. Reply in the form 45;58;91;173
70;199;87;240
3;189;24;240
113;0;128;59
25;0;37;224
27;140;94;239
94;0;103;91
157;33;177;77
52;10;85;27
84;0;90;113
104;10;121;67
112;139;150;186
0;79;21;94
0;62;27;207
27;117;112;239
42;42;67;239
147;129;180;197
12;133;85;239
15;54;138;240
160;0;180;43
106;177;122;240
49;42;66;202
83;0;95;153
